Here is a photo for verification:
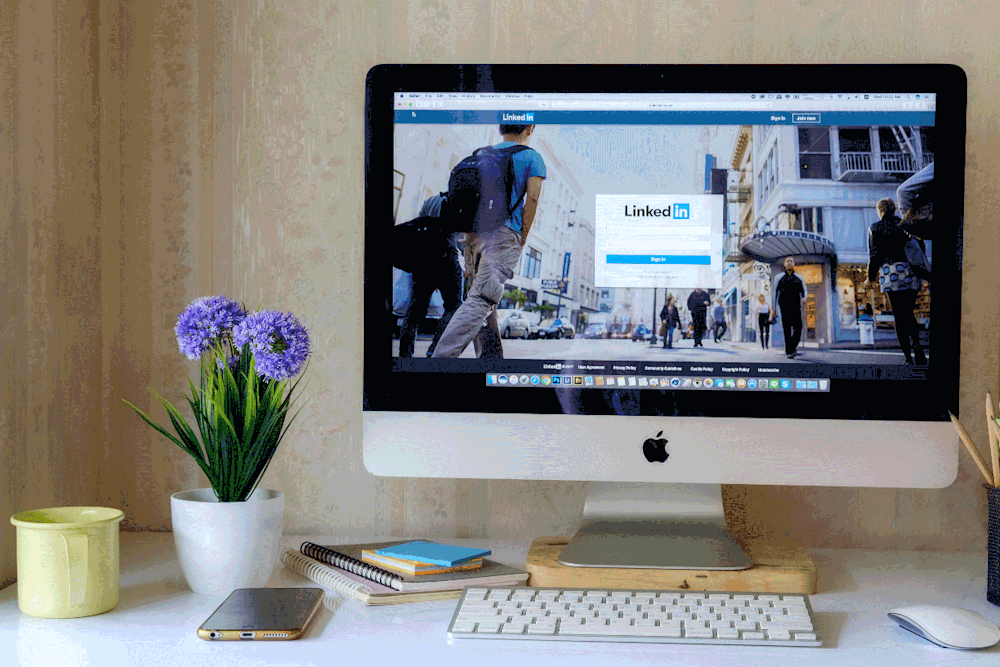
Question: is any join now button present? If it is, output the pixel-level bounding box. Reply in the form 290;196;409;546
606;255;711;265
792;113;822;124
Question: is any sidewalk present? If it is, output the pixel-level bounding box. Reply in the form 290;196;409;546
728;330;925;353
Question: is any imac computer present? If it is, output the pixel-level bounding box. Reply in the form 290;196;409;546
364;65;966;570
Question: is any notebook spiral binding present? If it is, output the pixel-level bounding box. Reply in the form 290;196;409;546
299;542;405;590
281;548;373;605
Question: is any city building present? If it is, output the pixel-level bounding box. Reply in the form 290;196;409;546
728;123;933;346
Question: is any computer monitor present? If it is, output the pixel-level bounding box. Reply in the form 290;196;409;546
364;65;966;569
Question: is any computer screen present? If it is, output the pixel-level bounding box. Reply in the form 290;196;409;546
364;65;966;569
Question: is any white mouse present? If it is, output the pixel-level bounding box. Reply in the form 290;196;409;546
887;604;1000;649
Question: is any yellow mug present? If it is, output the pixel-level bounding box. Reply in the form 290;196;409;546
10;507;125;618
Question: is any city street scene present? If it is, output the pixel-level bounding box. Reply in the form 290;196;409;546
392;120;934;366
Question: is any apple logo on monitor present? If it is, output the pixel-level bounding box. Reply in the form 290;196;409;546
642;431;669;463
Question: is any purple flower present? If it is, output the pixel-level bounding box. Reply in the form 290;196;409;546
233;310;310;382
175;296;247;360
215;353;241;375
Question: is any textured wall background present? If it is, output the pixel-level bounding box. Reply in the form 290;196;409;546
2;0;999;588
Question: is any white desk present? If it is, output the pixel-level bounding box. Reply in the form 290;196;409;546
1;533;998;666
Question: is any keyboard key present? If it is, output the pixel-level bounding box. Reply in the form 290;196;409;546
794;633;818;641
686;629;714;639
561;623;682;637
451;621;477;633
716;628;740;639
463;599;497;607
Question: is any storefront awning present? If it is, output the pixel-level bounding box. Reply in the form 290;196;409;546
739;230;836;263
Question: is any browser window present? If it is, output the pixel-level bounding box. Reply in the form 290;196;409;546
391;91;938;393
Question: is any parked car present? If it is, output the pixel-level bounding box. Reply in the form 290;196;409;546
631;324;652;342
498;310;537;339
538;318;576;339
582;323;607;339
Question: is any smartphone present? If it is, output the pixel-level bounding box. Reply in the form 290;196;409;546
197;587;325;640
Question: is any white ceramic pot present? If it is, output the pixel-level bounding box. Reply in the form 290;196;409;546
170;488;284;596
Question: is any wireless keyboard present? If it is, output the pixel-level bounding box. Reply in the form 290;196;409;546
447;586;822;647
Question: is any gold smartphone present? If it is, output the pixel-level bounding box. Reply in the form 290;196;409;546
198;587;325;641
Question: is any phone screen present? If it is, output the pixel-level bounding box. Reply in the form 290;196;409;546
199;588;325;640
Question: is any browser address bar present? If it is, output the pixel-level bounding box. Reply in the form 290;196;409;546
548;100;774;109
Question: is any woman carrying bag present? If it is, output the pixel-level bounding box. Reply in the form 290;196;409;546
863;198;928;366
659;297;682;349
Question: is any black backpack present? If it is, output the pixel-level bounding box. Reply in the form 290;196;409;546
443;144;533;233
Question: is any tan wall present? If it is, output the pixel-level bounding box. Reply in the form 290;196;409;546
3;0;999;587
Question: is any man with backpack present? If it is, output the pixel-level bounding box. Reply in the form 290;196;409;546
432;124;546;358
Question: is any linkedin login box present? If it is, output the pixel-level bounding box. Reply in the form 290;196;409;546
595;194;724;288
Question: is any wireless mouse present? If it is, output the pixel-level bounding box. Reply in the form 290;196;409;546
887;605;1000;649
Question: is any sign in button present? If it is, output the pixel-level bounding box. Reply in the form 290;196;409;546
606;255;712;265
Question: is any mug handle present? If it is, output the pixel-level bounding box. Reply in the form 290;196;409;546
61;533;89;608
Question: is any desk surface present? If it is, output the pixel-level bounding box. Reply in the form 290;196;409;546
2;533;999;667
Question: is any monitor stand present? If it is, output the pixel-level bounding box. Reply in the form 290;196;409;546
557;482;753;570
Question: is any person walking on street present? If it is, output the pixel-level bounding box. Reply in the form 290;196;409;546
756;293;772;350
432;124;545;358
660;297;681;349
712;299;727;343
863;197;927;365
397;193;462;360
775;257;807;358
687;288;710;348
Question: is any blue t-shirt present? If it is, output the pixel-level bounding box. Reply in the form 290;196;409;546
494;141;546;234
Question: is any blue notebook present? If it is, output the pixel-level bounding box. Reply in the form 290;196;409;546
373;541;492;567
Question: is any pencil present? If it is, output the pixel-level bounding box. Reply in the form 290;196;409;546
989;418;1000;473
988;392;1000;488
949;412;995;487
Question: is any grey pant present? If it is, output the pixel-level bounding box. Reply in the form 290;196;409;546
432;226;522;358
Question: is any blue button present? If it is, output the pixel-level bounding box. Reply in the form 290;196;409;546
606;255;711;265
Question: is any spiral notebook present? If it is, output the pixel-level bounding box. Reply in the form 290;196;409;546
281;549;466;606
294;541;528;596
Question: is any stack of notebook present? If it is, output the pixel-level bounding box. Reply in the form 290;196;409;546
281;540;529;606
360;541;489;575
